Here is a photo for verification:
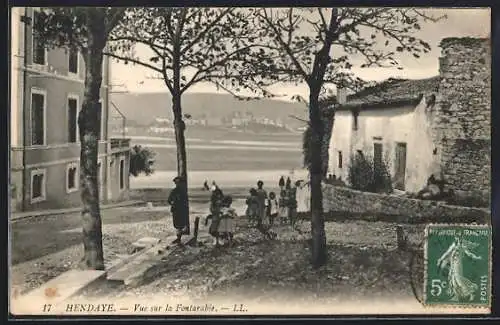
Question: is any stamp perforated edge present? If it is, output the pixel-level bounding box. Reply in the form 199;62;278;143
422;223;492;310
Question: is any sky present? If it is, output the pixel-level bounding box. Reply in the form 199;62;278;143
110;8;490;101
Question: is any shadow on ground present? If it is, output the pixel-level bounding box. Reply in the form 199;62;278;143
79;221;423;303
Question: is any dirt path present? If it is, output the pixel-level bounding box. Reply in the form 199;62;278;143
10;208;166;265
73;219;426;308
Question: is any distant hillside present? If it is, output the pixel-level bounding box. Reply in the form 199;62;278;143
110;92;309;129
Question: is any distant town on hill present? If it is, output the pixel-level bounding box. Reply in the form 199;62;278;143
109;92;310;134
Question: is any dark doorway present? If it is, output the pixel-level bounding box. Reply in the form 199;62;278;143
394;142;407;191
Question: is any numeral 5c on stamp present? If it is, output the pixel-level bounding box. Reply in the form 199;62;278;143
424;224;491;308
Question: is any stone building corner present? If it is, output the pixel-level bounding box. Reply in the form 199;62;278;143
433;37;491;201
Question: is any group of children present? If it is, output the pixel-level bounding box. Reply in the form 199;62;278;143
203;176;306;247
245;177;303;228
204;183;237;247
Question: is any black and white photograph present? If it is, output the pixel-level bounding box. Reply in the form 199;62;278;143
9;6;492;316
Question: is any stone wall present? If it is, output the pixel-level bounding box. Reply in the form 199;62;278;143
322;184;490;224
434;38;491;198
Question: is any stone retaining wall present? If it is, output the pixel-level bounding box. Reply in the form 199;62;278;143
322;184;490;224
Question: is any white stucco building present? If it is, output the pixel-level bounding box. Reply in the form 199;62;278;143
328;77;441;193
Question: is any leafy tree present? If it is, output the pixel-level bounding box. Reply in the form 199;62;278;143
248;8;443;267
106;8;268;231
129;145;156;177
30;7;126;270
302;99;335;177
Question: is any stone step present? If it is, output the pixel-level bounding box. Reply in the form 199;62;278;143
107;237;171;274
131;237;161;252
107;219;201;286
106;234;194;286
12;270;106;315
124;235;194;287
106;241;170;283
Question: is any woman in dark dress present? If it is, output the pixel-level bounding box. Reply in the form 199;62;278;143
167;176;189;244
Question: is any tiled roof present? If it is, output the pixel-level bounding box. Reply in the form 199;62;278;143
335;76;441;111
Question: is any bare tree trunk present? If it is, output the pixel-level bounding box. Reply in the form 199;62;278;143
78;10;106;270
321;107;335;178
171;10;190;234
308;87;327;268
172;93;190;234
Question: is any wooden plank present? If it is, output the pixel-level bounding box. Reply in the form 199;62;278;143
106;252;138;274
124;235;193;286
14;270;106;310
107;243;168;282
190;217;201;244
131;237;161;249
106;235;178;277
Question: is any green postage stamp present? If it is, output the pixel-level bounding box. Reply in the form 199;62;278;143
424;224;492;308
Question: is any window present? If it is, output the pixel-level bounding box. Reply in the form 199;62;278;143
373;142;383;167
31;89;46;146
373;142;383;175
338;151;343;169
97;160;104;200
119;159;125;190
99;99;104;140
68;96;78;143
68;49;78;74
32;11;46;65
66;163;79;193
97;160;105;188
97;161;102;183
30;169;46;202
394;142;407;191
352;112;359;131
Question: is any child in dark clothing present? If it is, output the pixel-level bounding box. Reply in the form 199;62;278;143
245;188;259;227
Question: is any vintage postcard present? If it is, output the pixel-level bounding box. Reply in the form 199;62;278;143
9;6;492;316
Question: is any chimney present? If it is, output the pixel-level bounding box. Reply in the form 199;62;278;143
337;87;347;105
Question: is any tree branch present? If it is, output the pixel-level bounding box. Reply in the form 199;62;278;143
180;8;233;56
164;8;175;38
318;8;328;32
105;8;126;36
108;35;174;57
310;8;339;87
289;114;311;126
259;9;310;81
103;51;164;73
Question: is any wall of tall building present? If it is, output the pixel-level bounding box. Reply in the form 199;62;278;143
10;7;130;212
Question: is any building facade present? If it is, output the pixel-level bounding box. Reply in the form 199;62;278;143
10;7;131;213
328;77;441;193
328;37;490;199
